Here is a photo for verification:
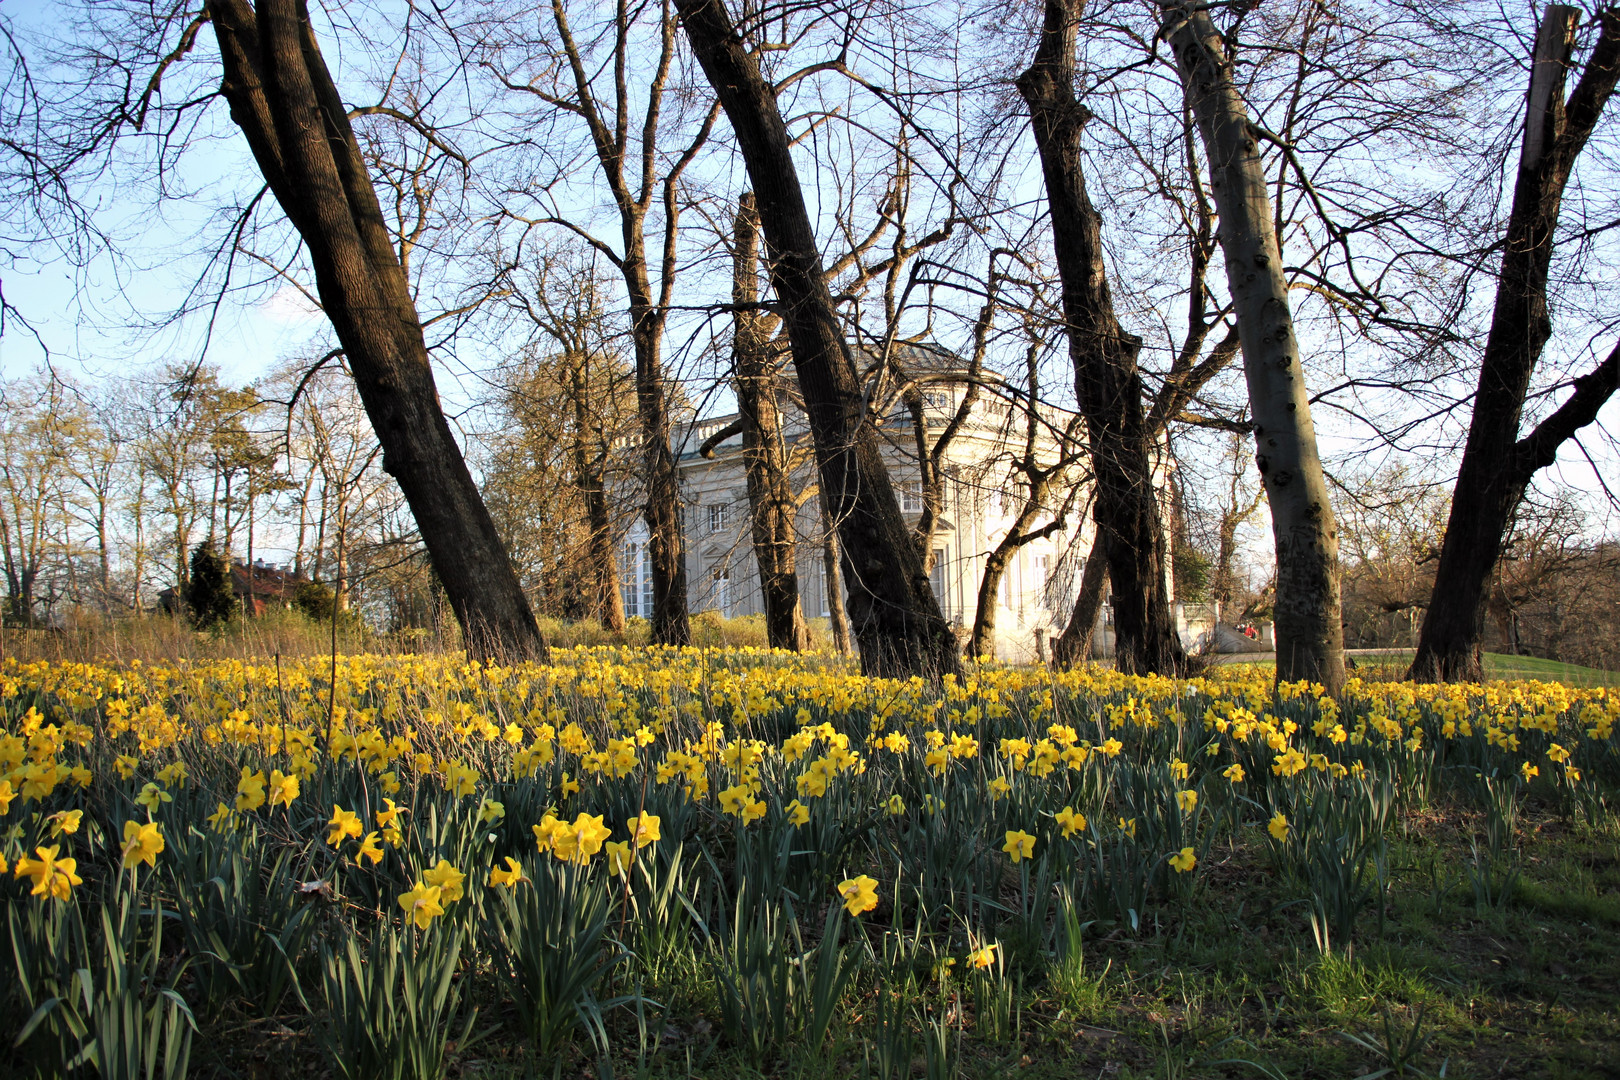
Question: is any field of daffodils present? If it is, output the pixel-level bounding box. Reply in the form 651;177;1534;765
3;647;1615;1078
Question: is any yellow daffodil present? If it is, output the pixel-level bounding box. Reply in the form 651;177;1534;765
1169;847;1196;873
1055;806;1086;836
15;845;80;900
1176;789;1198;814
323;805;360;845
968;943;997;970
46;809;83;837
1223;763;1245;782
477;798;506;826
837;874;879;916
398;883;444;929
1002;830;1035;864
120;820;164;869
423;859;466;902
1521;761;1539;782
376;798;404;829
628;811;661;848
356;832;385;866
268;770;299;808
488;856;527;888
134;782;171;811
206;801;235;831
1268;813;1289;842
988;776;1012;801
786;799;810;827
885;794;906;816
235;768;266;812
606;840;632;877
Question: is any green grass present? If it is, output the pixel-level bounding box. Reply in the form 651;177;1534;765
1222;650;1620;687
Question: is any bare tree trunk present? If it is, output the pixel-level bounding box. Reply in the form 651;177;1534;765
675;0;960;678
1053;529;1108;669
1018;0;1184;677
1161;0;1345;692
733;193;809;650
1411;6;1620;682
820;490;853;655
568;362;626;634
209;0;544;660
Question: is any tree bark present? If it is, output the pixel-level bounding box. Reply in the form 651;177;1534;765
209;0;544;661
820;489;853;655
733;193;810;650
1052;527;1108;669
567;362;626;634
674;0;960;678
1411;6;1620;682
1160;0;1345;692
1017;0;1184;677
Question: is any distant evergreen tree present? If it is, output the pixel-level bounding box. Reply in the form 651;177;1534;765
294;580;336;623
186;544;236;629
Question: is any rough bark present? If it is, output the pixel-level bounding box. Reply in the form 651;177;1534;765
820;489;854;655
1411;6;1620;682
208;0;544;660
1160;0;1345;692
1017;0;1184;677
733;193;810;650
1052;528;1108;669
674;0;959;678
567;362;626;634
532;0;698;646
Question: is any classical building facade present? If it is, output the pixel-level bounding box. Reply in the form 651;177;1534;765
620;347;1174;661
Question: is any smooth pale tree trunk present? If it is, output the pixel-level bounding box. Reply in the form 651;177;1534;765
209;0;544;660
1018;0;1184;676
733;194;810;651
1160;0;1344;692
674;0;960;678
1052;526;1108;669
1412;6;1620;682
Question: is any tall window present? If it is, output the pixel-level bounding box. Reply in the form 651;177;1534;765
712;565;730;614
621;537;654;618
929;548;947;615
901;480;924;513
708;504;728;533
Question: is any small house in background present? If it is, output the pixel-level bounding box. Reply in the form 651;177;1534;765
157;559;310;617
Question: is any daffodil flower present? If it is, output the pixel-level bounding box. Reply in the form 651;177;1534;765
837;874;879;916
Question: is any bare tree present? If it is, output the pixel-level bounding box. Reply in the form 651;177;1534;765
1160;0;1346;691
202;0;543;659
1411;5;1620;681
1018;0;1186;675
674;0;960;677
729;193;810;649
480;0;723;647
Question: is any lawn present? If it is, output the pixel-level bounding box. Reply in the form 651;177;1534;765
1219;650;1620;689
1;649;1615;1079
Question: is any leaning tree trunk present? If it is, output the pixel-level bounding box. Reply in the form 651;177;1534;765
1052;524;1108;669
675;0;960;678
1017;0;1184;677
1411;5;1620;682
1161;0;1344;692
733;194;810;651
209;0;544;661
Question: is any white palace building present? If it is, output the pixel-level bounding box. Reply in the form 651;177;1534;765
619;345;1177;662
